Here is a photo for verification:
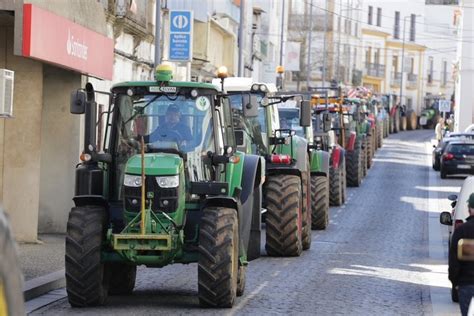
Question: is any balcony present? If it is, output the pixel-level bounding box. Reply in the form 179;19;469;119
391;72;402;87
407;73;418;89
364;63;385;78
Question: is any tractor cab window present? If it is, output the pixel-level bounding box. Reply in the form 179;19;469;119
228;93;268;155
278;108;305;137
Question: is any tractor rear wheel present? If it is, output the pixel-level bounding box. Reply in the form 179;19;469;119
400;115;407;131
377;123;383;148
366;136;373;169
65;206;109;307
362;140;368;178
0;210;24;316
346;141;362;187
311;175;329;230
341;159;347;203
108;264;136;295
302;161;312;250
406;110;417;130
264;174;303;257
198;207;239;307
329;164;343;206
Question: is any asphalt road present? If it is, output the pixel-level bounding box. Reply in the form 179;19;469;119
31;130;461;315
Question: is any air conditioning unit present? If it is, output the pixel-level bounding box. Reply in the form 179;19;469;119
0;69;14;118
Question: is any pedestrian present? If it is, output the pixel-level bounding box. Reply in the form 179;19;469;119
449;192;474;316
435;118;445;144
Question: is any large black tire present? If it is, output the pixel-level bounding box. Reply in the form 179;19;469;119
302;161;312;250
394;109;400;133
384;118;389;137
247;186;262;261
198;207;239;307
406;110;417;130
366;135;373;169
311;175;329;230
362;139;368;178
329;164;343;206
66;206;109;307
264;175;303;257
341;159;347;203
377;123;383;148
0;209;25;316
440;166;447;179
108;264;136;295
346;140;363;187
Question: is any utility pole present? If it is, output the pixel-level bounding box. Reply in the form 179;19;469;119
238;0;245;76
154;0;162;66
306;0;313;90
335;0;342;83
399;16;407;110
322;0;328;87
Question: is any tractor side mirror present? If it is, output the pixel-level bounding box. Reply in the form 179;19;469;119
243;94;258;117
300;100;312;127
439;211;453;226
70;90;86;114
323;113;331;132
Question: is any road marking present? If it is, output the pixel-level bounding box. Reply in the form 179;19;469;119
228;282;269;315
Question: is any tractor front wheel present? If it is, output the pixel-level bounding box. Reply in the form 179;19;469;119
65;206;109;307
198;207;239;307
302;161;312;250
311;175;329;230
237;266;246;297
264;174;303;257
346;141;362;187
366;135;373;169
329;164;343;206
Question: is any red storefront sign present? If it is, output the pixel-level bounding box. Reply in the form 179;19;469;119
22;4;113;80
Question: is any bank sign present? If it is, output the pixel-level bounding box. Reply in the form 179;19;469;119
169;11;193;61
22;4;114;80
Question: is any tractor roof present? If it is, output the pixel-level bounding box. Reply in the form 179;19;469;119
211;77;278;93
112;80;218;91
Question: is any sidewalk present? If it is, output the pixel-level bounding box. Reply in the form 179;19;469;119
18;234;66;301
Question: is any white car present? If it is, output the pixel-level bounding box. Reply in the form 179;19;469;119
440;175;474;302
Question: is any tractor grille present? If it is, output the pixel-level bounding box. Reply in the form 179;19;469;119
124;176;179;213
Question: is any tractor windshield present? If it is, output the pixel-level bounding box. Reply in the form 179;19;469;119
116;94;215;154
278;108;305;137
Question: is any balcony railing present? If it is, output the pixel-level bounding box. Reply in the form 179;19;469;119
365;63;385;78
391;72;402;87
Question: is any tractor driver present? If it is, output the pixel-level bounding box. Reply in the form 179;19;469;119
145;104;193;144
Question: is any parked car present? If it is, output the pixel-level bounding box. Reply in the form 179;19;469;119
440;141;474;179
440;176;474;302
433;133;474;171
464;124;474;134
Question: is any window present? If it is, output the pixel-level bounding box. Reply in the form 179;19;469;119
442;60;448;86
377;8;382;27
394;11;400;39
354;22;358;36
368;6;373;25
374;48;380;65
366;47;372;64
353;48;357;68
410;14;416;41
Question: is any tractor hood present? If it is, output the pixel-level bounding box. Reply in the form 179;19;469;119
125;153;182;176
421;108;436;118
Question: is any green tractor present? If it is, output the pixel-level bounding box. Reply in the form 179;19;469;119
65;66;264;308
277;99;332;230
214;77;312;257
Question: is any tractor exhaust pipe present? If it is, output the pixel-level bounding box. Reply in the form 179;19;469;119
84;83;97;155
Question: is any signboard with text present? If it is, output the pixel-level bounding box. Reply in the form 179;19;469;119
169;11;193;61
22;4;114;80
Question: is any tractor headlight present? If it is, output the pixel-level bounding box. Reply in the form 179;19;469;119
156;175;179;188
124;174;142;187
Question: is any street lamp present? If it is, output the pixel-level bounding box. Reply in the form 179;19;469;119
399;14;421;110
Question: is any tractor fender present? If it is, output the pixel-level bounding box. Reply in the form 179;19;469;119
240;154;264;205
73;195;108;208
331;146;345;169
346;131;357;151
310;150;330;177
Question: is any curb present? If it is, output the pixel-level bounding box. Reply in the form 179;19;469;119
23;269;65;301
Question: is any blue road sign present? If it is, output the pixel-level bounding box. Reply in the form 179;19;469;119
170;11;192;33
169;34;191;60
169;11;193;61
